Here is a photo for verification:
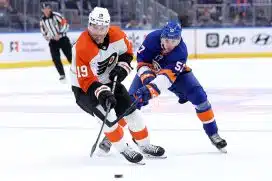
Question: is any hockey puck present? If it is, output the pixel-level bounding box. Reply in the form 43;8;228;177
114;174;123;178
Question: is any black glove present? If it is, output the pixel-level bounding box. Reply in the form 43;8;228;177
109;62;132;82
95;85;117;111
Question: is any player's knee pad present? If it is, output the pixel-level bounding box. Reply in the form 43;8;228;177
194;100;212;113
93;105;118;128
125;109;149;145
125;109;146;132
187;86;208;106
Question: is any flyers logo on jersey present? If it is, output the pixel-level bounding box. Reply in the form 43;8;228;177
97;52;118;75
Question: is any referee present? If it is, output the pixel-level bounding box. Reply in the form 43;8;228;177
40;3;72;82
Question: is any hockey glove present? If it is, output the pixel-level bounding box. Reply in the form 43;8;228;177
95;85;117;111
140;70;156;85
134;83;160;109
130;94;149;110
109;62;132;82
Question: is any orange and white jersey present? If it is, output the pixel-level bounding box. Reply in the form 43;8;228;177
70;26;133;92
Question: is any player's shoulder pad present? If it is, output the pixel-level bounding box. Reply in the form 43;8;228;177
143;29;161;49
108;26;126;43
76;30;98;55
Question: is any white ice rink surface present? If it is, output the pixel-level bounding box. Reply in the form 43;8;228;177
1;58;272;181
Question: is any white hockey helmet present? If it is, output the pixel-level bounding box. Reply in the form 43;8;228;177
88;7;110;26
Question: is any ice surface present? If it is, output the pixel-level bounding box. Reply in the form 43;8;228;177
1;58;272;181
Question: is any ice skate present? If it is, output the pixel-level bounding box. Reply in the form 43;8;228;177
59;75;67;83
120;145;145;165
133;139;166;159
209;133;227;153
98;136;112;154
139;144;166;159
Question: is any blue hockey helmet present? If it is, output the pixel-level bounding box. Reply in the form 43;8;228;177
161;21;182;40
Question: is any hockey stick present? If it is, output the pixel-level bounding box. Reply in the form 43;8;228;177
90;76;118;157
107;97;140;127
107;65;186;127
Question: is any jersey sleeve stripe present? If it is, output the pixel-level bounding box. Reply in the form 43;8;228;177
137;62;153;71
158;69;176;83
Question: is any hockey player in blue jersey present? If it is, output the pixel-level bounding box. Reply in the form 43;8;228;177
98;21;227;153
129;21;227;152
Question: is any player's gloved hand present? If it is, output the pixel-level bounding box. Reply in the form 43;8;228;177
130;94;149;110
134;83;160;109
140;70;156;85
109;62;132;82
95;85;117;111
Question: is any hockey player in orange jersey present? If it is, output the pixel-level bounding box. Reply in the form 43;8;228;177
70;7;165;164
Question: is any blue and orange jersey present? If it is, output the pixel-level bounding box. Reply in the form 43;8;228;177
136;29;188;86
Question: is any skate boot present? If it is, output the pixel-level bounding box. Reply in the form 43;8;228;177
98;136;112;153
120;145;144;164
133;139;166;158
59;75;66;83
209;133;227;153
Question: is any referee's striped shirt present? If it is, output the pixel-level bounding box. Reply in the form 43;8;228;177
40;11;69;40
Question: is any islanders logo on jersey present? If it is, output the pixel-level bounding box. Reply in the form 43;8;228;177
152;60;161;73
152;55;163;73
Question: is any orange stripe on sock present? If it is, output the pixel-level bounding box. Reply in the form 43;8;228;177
104;125;124;143
197;109;214;122
129;127;148;141
118;118;127;127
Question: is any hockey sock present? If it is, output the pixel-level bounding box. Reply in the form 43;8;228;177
104;124;127;152
125;110;150;145
118;118;127;127
196;108;218;136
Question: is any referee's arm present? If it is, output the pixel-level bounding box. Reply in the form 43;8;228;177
53;12;69;34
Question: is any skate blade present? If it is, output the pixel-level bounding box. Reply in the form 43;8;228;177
135;161;146;165
96;149;110;157
89;148;111;157
144;154;167;159
59;79;67;84
218;147;227;154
